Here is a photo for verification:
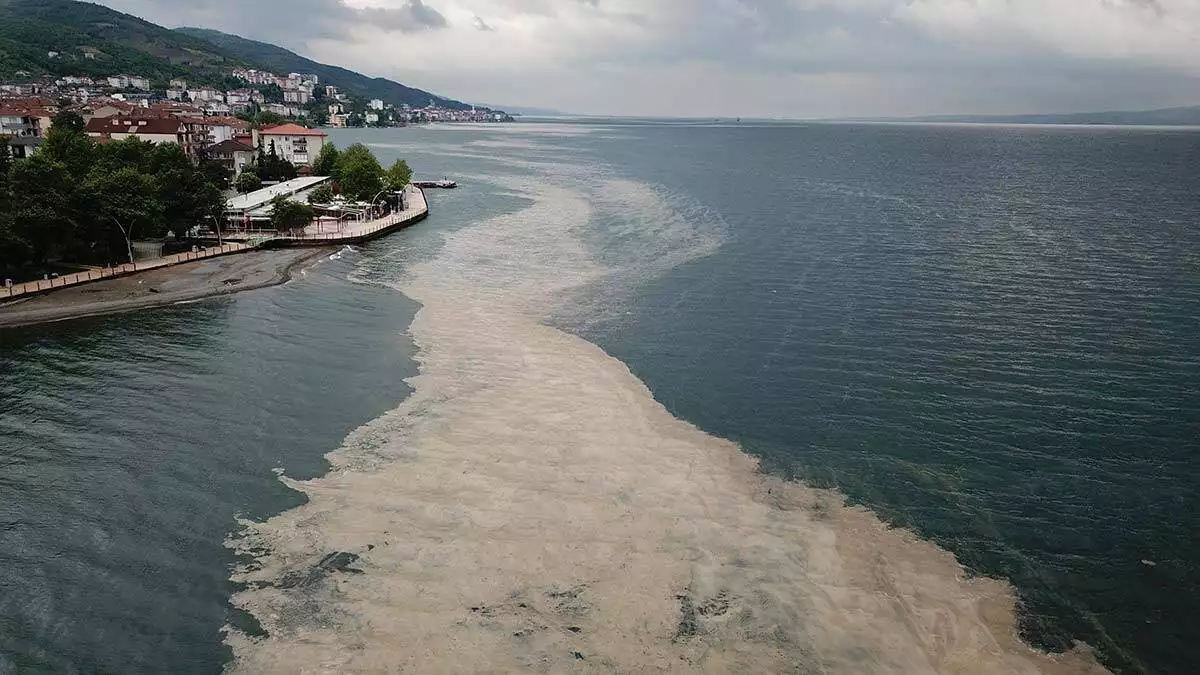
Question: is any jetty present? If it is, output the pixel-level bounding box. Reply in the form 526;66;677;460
413;179;457;189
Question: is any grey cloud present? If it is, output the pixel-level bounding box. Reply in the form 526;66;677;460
98;0;448;42
361;1;449;33
94;0;1200;118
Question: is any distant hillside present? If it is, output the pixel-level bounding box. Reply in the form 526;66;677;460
0;0;485;111
175;27;472;111
0;0;247;85
911;105;1200;126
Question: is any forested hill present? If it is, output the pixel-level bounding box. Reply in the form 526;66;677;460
0;0;475;110
175;27;471;111
0;0;247;85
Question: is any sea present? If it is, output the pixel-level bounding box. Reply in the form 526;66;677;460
1;121;1197;674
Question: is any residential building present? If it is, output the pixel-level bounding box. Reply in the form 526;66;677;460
83;101;135;120
176;117;215;157
84;116;187;145
128;76;151;91
330;113;349;128
232;69;279;86
324;85;339;98
263;103;306;118
8;136;43;159
0;109;37;137
254;123;327;166
170;78;188;90
0;102;54;137
226;89;254;106
283;89;311;105
369;98;384;111
166;88;186;101
205;139;257;176
365;112;379;125
189;87;224;103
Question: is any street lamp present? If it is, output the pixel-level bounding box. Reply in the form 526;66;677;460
368;189;391;220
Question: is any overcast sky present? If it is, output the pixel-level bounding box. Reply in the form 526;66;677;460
97;0;1200;117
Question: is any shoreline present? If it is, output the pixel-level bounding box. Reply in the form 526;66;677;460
0;248;327;329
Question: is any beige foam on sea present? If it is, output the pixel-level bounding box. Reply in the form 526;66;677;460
224;170;1108;674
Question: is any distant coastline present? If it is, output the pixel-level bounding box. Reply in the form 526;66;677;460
856;104;1200;127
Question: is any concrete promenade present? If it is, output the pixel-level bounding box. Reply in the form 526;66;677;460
270;184;428;245
1;186;429;303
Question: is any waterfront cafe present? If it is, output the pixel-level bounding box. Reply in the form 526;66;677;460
220;176;332;232
213;177;403;238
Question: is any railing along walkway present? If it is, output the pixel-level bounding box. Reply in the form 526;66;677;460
3;243;252;300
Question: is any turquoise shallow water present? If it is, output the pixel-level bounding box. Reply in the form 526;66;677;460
1;122;1198;674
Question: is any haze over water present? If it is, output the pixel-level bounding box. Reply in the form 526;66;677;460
1;121;1197;674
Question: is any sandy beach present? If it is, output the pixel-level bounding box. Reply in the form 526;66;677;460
0;248;324;329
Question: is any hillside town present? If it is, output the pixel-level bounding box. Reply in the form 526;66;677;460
0;64;511;171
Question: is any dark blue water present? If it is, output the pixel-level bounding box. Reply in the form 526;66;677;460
565;123;1200;675
2;122;1198;674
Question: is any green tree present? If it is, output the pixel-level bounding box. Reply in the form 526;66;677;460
311;142;339;177
307;183;334;204
148;144;221;237
256;83;284;103
384;159;412;191
0;138;11;210
335;143;383;201
268;196;314;234
235;171;262;193
87;166;164;263
51;110;85;134
200;159;232;190
254;110;286;128
8;154;77;263
0;139;31;272
40;111;96;177
250;141;297;182
0;215;32;272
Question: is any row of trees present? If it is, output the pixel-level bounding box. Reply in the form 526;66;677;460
310;142;411;201
0;111;226;276
268;143;412;234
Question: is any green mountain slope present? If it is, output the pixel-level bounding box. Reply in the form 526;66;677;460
175;27;471;110
0;0;248;85
0;0;478;110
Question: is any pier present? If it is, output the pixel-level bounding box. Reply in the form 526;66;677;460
413;179;457;189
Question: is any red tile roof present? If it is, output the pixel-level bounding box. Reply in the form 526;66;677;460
208;116;252;130
207;139;256;154
84;116;185;136
258;123;326;137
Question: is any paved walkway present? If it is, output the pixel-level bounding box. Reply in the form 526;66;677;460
225;185;429;244
286;185;429;242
